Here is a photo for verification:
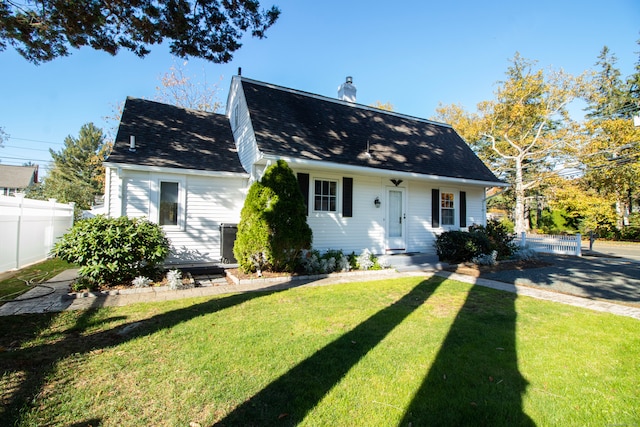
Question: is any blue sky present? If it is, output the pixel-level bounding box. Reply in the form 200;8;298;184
0;0;638;172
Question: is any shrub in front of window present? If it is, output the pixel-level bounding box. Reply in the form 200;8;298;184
52;215;170;286
234;160;312;273
436;220;517;263
435;230;490;263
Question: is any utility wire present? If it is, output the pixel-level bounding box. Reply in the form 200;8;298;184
7;136;64;146
0;155;52;163
2;144;53;152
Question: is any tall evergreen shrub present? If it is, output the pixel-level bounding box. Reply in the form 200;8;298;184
234;160;312;273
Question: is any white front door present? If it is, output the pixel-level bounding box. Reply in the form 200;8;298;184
387;188;406;251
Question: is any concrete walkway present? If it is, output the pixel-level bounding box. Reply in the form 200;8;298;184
1;253;639;320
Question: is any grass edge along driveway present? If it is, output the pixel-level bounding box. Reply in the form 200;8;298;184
0;275;638;426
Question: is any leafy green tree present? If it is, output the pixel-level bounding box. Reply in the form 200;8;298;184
0;0;280;64
436;53;586;233
234;160;312;273
44;123;110;214
581;44;640;228
546;177;617;235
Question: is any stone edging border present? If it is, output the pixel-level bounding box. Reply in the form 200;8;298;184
225;268;398;286
69;268;397;298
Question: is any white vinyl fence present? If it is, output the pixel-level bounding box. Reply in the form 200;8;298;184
516;232;582;257
0;195;75;272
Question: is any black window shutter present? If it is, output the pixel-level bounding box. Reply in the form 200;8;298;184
342;177;353;217
459;191;467;227
431;189;440;228
297;173;309;215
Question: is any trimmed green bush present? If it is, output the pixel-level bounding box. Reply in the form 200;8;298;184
436;220;517;263
52;215;170;286
435;230;489;263
234;160;312;273
470;220;518;260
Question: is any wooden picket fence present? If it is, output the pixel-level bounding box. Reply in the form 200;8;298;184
516;232;582;257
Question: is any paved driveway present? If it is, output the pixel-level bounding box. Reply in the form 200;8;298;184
585;240;640;262
476;253;640;307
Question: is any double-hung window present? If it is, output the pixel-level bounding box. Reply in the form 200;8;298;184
441;192;455;226
314;179;337;212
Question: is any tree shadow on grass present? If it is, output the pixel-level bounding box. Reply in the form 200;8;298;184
0;285;286;424
213;277;444;426
399;283;534;426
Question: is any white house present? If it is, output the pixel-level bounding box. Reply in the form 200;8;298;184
104;76;506;265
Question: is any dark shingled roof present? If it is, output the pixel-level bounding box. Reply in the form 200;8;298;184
240;78;502;184
107;97;244;173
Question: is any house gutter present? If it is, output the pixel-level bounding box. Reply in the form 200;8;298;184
259;154;508;188
103;162;250;178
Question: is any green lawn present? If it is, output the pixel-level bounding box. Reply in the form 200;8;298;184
0;276;638;426
0;258;75;303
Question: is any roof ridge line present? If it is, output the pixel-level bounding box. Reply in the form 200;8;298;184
124;96;225;116
235;75;452;128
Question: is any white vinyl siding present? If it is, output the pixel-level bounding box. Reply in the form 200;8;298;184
298;171;385;254
465;187;485;227
105;164;490;263
123;175;151;219
229;79;258;175
162;175;246;264
105;167;123;217
406;181;436;253
107;167;247;265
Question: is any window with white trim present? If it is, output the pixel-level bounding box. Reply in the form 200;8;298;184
159;181;179;226
441;192;455;226
314;179;337;212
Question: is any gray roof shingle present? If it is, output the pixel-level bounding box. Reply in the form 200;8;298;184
107;97;244;173
240;78;502;184
0;165;37;189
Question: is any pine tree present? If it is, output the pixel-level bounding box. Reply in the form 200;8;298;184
234;160;312;273
44;123;110;213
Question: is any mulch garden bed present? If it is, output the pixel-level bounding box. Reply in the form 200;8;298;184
443;259;553;277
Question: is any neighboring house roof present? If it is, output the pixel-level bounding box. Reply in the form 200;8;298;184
106;97;245;173
0;165;37;189
239;78;503;184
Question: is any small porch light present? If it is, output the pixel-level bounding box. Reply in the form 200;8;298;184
374;197;381;208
